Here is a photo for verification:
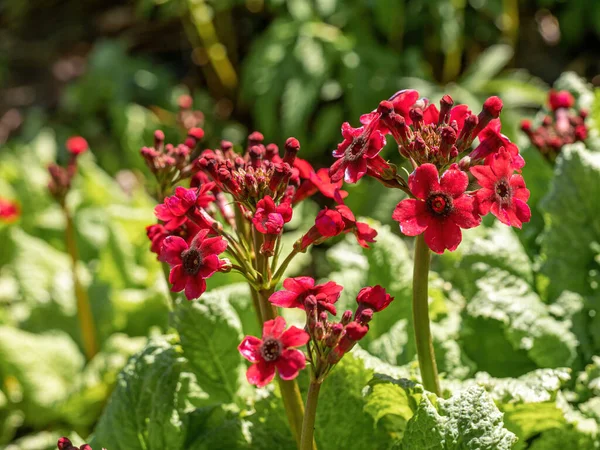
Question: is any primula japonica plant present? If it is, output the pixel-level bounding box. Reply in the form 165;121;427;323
329;90;531;396
47;136;99;361
521;89;589;163
141;97;384;449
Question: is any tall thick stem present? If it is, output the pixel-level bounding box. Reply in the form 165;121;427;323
300;379;321;450
412;234;441;396
64;207;98;361
254;287;312;450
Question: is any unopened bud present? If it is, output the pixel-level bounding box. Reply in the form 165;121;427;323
341;310;353;326
314;322;325;341
283;137;301;164
438;95;454;125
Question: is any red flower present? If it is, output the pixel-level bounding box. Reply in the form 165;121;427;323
65;136;89;155
238;316;309;387
330;122;386;184
159;229;227;300
392;164;480;254
252;196;292;235
336;205;377;248
155;185;215;230
470;119;525;169
146;221;201;257
549;90;575;111
57;437;97;450
269;277;343;315
360;89;420;131
0;198;20;223
356;285;394;312
470;147;531;228
293;168;348;204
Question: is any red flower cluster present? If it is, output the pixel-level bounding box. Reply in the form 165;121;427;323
269;277;343;314
238;316;309;387
521;89;588;162
48;137;89;204
0;198;20;223
57;437;103;450
331;90;531;254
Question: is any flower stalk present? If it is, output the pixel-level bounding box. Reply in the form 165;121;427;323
64;206;98;361
411;234;440;396
300;379;321;450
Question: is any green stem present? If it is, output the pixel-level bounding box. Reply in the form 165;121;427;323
412;234;441;396
64;206;98;361
300;379;321;450
255;287;311;450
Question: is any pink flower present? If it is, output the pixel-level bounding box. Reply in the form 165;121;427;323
392;164;481;254
252;196;292;235
330;122;386;184
356;285;394;312
66;136;89;155
0;198;20;223
270;277;343;315
549;90;575;111
57;437;98;450
238;316;309;387
470;147;531;228
154;185;215;230
470;119;525;169
159;229;227;300
360;89;420;132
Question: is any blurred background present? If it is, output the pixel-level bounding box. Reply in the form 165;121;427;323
1;0;600;448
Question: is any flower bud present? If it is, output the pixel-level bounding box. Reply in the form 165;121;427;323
341;310;353;326
283;137;300;165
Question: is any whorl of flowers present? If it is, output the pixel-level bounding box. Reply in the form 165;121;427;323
330;90;531;254
521;89;588;162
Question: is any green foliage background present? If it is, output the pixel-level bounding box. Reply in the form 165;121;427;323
0;1;600;449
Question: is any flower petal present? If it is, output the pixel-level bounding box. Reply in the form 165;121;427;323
423;104;439;125
470;165;496;189
263;316;286;340
440;168;468;198
408;164;440;200
276;349;306;380
246;360;276;387
345;158;368;184
169;265;187;292
392;199;429;236
283;277;315;293
238;336;262;363
184;276;206;300
280;326;310;348
160;236;187;265
424;219;462;254
197;254;222;278
450;195;481;229
200;236;227;256
474;188;495;216
269;290;301;308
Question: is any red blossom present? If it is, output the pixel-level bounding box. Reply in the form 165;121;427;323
360;89;420;132
549;90;575;111
470;147;531;228
269;277;343;315
66;136;89;155
57;438;100;450
293;168;348;204
330;122;386;184
392;164;480;254
154;185;215;230
470;119;525;169
336;205;377;248
0;198;20;223
356;285;394;313
238;316;309;387
159;229;227;300
252;196;292;235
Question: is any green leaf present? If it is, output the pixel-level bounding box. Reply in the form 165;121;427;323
539;143;600;301
0;327;84;427
459;45;514;91
461;268;579;376
315;354;394;450
363;375;424;441
171;287;245;404
88;337;212;450
399;386;518;450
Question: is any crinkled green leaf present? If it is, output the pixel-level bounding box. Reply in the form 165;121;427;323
88;337;212;450
0;327;84;427
172;288;244;404
539;144;600;301
462;268;578;376
315;354;394;450
399;386;518;450
364;375;424;441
